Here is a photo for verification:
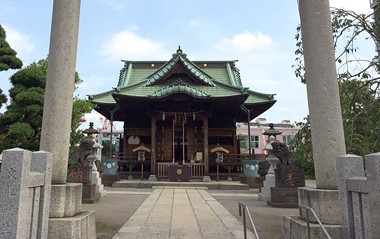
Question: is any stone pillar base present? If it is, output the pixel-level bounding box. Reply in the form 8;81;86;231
298;187;341;224
282;187;342;239
283;216;341;239
49;210;96;239
49;184;96;239
50;183;82;218
148;174;157;181
202;176;211;182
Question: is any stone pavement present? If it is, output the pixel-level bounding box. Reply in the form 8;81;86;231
112;187;257;239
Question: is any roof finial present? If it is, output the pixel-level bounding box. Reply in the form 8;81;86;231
177;45;182;55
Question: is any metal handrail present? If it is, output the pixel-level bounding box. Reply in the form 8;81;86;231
298;204;331;239
238;202;260;239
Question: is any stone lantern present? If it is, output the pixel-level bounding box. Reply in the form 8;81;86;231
82;122;100;170
81;122;105;203
258;124;281;202
262;123;282;174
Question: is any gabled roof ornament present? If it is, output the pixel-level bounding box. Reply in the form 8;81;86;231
173;45;187;58
177;46;182;55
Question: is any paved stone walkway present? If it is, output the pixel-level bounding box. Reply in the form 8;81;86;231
113;188;257;239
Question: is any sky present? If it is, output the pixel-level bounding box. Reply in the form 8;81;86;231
0;0;373;130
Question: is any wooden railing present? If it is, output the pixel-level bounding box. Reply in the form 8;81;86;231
157;162;176;178
157;162;205;179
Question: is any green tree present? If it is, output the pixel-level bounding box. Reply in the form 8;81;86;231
0;24;23;109
0;58;94;152
70;96;94;155
290;8;380;178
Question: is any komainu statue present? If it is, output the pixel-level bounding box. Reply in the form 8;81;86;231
70;137;94;166
271;141;301;169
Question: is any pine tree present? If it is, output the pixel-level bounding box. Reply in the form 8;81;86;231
0;24;23;109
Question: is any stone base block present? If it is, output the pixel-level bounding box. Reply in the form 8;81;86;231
48;210;96;239
202;176;211;182
282;215;341;239
95;190;107;201
268;187;298;208
258;193;271;202
149;174;157;181
101;174;119;186
241;176;262;188
298;187;341;224
50;183;82;218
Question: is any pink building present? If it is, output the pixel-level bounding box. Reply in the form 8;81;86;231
236;118;300;155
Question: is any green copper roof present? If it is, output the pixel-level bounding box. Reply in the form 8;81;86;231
89;47;276;112
144;51;215;87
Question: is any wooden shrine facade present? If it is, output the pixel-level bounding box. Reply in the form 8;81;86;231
89;47;276;180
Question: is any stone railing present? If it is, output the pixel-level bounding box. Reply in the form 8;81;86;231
0;148;53;239
336;153;380;239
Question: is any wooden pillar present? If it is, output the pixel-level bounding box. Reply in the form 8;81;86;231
203;117;209;174
233;128;238;154
123;123;127;158
151;116;156;174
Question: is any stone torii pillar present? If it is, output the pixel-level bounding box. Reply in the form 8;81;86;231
283;1;346;238
39;1;96;238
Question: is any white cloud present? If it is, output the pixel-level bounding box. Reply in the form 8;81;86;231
213;31;275;53
329;0;371;13
76;74;114;97
106;0;124;10
80;110;123;130
2;25;34;60
100;29;170;61
188;20;201;28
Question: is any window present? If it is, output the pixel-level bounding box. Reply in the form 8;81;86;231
239;135;260;149
282;134;295;145
251;135;260;148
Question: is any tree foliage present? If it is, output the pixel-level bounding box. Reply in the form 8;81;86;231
290;8;380;178
0;58;94;153
0;25;23;72
0;24;23;108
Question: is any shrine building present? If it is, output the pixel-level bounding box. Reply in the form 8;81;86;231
88;47;276;181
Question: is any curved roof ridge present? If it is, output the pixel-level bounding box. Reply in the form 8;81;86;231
150;78;209;98
145;55;179;86
179;55;215;86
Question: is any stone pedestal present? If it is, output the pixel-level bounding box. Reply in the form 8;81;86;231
282;187;342;238
283;215;341;239
91;164;106;200
202;175;211;182
267;188;298;208
82;184;96;204
267;167;304;208
49;211;96;239
149;174;157;181
258;174;275;201
49;184;96;239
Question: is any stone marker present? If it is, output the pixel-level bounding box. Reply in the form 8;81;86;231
0;149;53;239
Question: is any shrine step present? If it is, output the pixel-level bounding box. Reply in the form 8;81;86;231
112;180;250;190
